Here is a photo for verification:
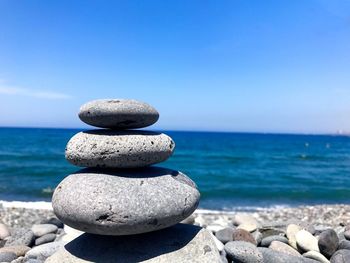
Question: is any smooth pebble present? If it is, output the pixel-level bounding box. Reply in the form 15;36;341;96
269;240;301;257
65;130;175;168
78;99;159;129
224;241;263;263
31;224;58;237
296;230;320;252
318;229;339;258
53;167;200;235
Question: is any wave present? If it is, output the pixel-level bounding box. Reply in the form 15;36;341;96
0;200;53;210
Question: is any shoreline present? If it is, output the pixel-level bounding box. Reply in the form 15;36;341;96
2;200;350;229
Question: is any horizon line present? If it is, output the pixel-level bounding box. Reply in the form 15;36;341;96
0;125;348;137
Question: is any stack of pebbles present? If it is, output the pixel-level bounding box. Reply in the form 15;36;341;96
47;99;221;262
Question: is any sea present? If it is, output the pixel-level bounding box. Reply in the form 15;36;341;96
1;127;350;211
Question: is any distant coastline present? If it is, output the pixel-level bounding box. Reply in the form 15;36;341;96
0;125;349;137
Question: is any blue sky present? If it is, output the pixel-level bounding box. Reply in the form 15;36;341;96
0;0;349;133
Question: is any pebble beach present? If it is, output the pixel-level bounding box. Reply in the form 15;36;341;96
2;202;350;262
1;99;350;262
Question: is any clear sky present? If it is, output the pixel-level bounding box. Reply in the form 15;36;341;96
0;0;349;133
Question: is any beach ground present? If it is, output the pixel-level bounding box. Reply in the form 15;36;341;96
1;202;350;262
2;201;349;229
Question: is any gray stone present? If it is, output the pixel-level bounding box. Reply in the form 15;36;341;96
344;230;350;240
269;241;301;257
0;224;10;239
35;233;56;246
232;229;257;245
330;249;350;263
303;251;330;263
78;99;159;129
296;230;319;252
215;227;234;244
46;224;221;263
261;235;289;247
338;231;346;242
338;240;350;250
0;245;30;256
258;247;319;263
318;229;339;258
314;225;333;235
0;251;17;262
53;167;200;235
40;218;64;229
31;224;58;237
65;130;175;168
224;241;263;263
26;241;64;261
4;229;34;247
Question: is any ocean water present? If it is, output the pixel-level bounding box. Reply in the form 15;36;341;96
1;127;350;211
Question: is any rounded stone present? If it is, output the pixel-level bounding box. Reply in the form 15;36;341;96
0;251;17;262
330;249;350;263
344;230;350;240
318;229;339;258
338;240;350;250
26;241;65;261
35;233;57;246
269;241;301;257
40;218;64;229
296;229;320;252
232;229;257;245
258;247;318;263
0;245;30;256
46;224;221;263
78;99;159;129
4;229;35;247
215;227;235;244
65;130;175;168
31;224;58;237
52;167;200;235
224;241;263;263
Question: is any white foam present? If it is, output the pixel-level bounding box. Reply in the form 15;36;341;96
0;200;292;213
195;204;292;214
0;200;53;210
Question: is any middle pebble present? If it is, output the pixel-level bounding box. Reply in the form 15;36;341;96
65;130;175;168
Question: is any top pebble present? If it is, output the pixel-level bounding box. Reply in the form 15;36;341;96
78;99;159;129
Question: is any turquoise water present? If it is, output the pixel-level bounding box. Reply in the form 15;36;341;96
1;127;350;211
